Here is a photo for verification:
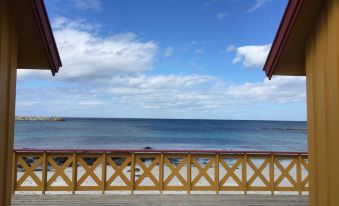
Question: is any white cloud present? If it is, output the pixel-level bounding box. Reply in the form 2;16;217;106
69;0;102;11
232;44;271;69
247;0;271;12
163;47;175;58
226;76;306;104
18;17;158;80
17;73;306;117
217;12;227;21
190;62;199;67
202;0;217;7
226;44;236;52
107;74;214;92
16;74;219;114
98;75;219;111
52;16;100;31
194;48;204;55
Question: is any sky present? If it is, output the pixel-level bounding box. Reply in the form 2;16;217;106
16;0;307;121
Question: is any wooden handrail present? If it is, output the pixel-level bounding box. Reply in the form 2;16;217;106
14;148;308;155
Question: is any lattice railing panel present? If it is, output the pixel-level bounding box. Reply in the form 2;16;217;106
76;154;103;191
163;155;189;191
301;157;309;191
246;155;271;191
106;154;132;190
13;151;309;194
46;154;73;191
134;154;161;190
191;155;217;191
219;155;245;191
15;154;44;191
274;156;298;191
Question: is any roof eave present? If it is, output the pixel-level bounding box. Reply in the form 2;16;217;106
30;0;62;76
263;0;304;80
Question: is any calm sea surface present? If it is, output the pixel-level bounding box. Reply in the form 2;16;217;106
14;118;307;151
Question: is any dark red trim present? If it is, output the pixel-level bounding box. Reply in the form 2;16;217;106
30;0;62;75
263;0;304;79
14;148;308;155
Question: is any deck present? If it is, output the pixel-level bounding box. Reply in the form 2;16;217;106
12;194;309;206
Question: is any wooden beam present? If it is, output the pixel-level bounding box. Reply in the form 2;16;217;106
0;0;18;205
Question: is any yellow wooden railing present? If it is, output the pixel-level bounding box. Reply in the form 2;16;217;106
12;149;309;194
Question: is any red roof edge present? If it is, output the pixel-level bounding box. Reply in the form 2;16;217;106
263;0;304;80
30;0;62;76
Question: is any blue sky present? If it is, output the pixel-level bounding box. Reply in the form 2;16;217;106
16;0;307;121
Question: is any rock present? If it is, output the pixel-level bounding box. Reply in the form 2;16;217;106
143;146;152;150
127;168;140;173
53;157;68;165
168;158;180;165
110;158;125;166
15;116;64;121
82;157;97;166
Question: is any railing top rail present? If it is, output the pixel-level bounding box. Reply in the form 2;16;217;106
14;148;308;155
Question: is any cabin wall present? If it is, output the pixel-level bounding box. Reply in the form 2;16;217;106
0;0;18;205
305;0;339;205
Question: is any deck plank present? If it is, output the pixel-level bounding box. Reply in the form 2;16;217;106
12;195;309;206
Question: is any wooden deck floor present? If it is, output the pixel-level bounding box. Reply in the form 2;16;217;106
12;195;309;206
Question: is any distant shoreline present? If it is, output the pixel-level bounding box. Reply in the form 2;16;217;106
15;116;64;121
41;116;307;122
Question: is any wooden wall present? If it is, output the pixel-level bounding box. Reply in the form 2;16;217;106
0;0;18;205
306;0;339;205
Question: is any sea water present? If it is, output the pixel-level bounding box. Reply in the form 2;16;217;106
14;118;307;151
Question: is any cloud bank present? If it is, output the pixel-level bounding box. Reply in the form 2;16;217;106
17;17;305;120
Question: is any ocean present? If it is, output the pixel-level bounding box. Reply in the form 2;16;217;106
14;118;307;151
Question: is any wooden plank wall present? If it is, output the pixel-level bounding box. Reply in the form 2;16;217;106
305;0;339;205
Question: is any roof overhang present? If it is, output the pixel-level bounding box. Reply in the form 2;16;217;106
263;0;324;79
10;0;61;75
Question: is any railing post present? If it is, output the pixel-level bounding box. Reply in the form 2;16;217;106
160;152;164;194
72;151;77;194
243;153;247;195
11;151;16;194
42;151;47;194
131;152;135;194
297;153;302;195
187;152;191;194
102;152;106;194
270;153;275;195
215;153;219;194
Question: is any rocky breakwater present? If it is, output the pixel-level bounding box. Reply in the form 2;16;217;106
15;116;65;121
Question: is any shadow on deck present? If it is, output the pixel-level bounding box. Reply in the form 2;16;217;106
12;194;309;206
